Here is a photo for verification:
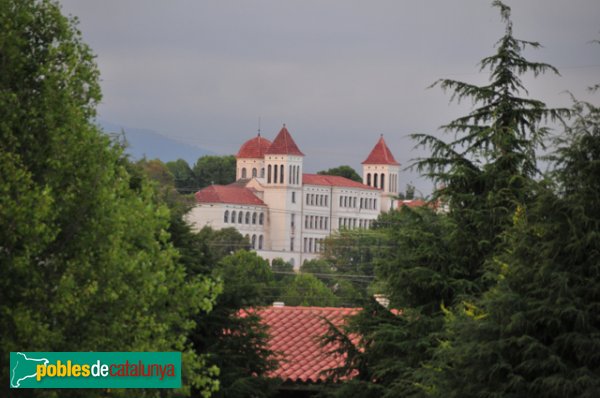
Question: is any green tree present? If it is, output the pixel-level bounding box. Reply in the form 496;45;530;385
166;158;197;194
0;0;219;396
327;2;568;396
280;274;339;307
322;228;390;306
317;165;362;182
437;91;600;397
271;258;294;283
193;155;236;189
191;251;279;398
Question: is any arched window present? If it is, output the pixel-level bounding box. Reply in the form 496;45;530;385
231;211;236;223
374;173;378;188
252;168;257;177
252;212;257;224
367;173;371;186
289;165;293;184
380;173;385;191
252;234;257;249
261;168;265;178
374;199;377;210
241;168;247;179
224;210;229;223
245;212;250;224
280;164;284;184
238;211;243;223
259;235;263;250
267;165;272;183
273;164;278;184
259;213;264;225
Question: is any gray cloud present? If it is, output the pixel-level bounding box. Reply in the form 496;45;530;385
59;0;600;195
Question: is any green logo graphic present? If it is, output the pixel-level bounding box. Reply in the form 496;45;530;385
9;352;181;389
11;352;49;388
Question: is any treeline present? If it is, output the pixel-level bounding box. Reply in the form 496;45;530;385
166;156;236;194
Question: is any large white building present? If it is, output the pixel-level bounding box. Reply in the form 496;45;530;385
186;125;401;267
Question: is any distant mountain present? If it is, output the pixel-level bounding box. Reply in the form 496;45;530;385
100;121;216;165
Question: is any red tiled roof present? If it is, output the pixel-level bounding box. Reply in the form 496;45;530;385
265;125;304;156
194;185;266;206
257;306;359;383
303;173;379;190
401;199;426;208
362;135;399;165
237;134;272;159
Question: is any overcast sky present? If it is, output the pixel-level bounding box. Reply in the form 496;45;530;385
58;0;599;195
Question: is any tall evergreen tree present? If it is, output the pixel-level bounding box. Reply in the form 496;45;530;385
437;95;600;398
325;2;568;396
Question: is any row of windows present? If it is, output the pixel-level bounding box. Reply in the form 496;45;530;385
339;195;377;210
267;164;301;185
338;218;373;229
366;173;387;190
304;237;324;253
304;215;329;230
306;193;328;207
240;167;265;179
245;234;264;250
224;210;264;225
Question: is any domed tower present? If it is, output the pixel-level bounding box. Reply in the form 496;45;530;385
262;125;304;252
362;135;400;212
236;133;272;180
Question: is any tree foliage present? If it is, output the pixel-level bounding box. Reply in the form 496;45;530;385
280;273;339;307
166;158;197;193
193;155;236;189
190;250;279;398
0;1;218;396
325;2;571;397
317;165;362;182
436;96;600;398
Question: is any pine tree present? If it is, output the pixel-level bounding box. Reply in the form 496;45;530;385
437;94;600;398
325;2;569;396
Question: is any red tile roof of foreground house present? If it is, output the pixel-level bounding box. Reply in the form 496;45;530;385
303;173;379;190
194;185;266;206
257;306;360;383
237;134;273;159
264;125;305;156
400;199;427;208
362;135;400;165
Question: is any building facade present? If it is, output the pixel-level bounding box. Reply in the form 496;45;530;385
186;125;401;267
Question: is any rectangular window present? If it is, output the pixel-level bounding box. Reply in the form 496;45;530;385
292;191;296;203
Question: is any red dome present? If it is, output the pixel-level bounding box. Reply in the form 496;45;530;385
236;134;272;159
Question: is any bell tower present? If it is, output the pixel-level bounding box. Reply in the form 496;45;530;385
362;135;400;212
